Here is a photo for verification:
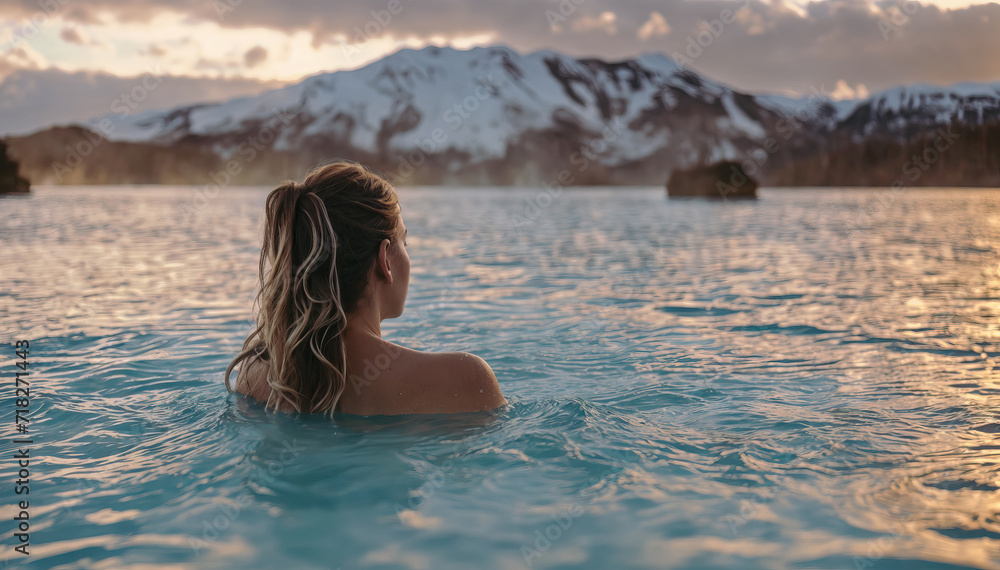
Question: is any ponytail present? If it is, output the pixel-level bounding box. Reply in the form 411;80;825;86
225;161;399;415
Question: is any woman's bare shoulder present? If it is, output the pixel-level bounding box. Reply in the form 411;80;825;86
410;349;506;413
345;342;506;415
232;355;275;403
233;340;506;416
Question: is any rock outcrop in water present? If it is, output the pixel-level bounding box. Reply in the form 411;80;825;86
666;161;758;199
0;140;30;194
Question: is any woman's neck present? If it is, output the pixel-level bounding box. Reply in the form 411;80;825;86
344;310;382;339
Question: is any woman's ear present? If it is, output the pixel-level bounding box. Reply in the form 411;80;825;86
377;238;393;284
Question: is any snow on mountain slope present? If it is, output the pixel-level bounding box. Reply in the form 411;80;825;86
864;82;1000;116
757;81;1000;137
85;45;774;168
755;92;856;123
81;44;1000;182
842;81;1000;137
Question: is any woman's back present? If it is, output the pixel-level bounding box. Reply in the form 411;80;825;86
235;331;505;415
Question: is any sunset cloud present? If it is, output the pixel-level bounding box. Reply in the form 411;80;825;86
243;45;268;68
59;26;87;45
0;0;998;135
638;12;671;41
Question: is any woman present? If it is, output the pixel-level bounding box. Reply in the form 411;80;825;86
224;161;506;416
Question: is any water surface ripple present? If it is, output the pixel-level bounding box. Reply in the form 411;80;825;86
0;186;998;569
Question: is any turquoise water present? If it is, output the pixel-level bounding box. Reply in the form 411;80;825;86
1;186;999;569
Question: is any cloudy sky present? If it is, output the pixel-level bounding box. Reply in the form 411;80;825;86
1;0;998;136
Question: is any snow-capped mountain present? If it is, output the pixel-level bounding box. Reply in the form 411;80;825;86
11;44;1000;186
79;45;803;185
834;82;1000;139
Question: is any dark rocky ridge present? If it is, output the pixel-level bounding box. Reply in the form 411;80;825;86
0;140;30;194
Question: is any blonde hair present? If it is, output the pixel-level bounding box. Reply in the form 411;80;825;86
224;160;400;415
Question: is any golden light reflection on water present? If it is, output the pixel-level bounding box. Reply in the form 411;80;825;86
0;186;998;568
